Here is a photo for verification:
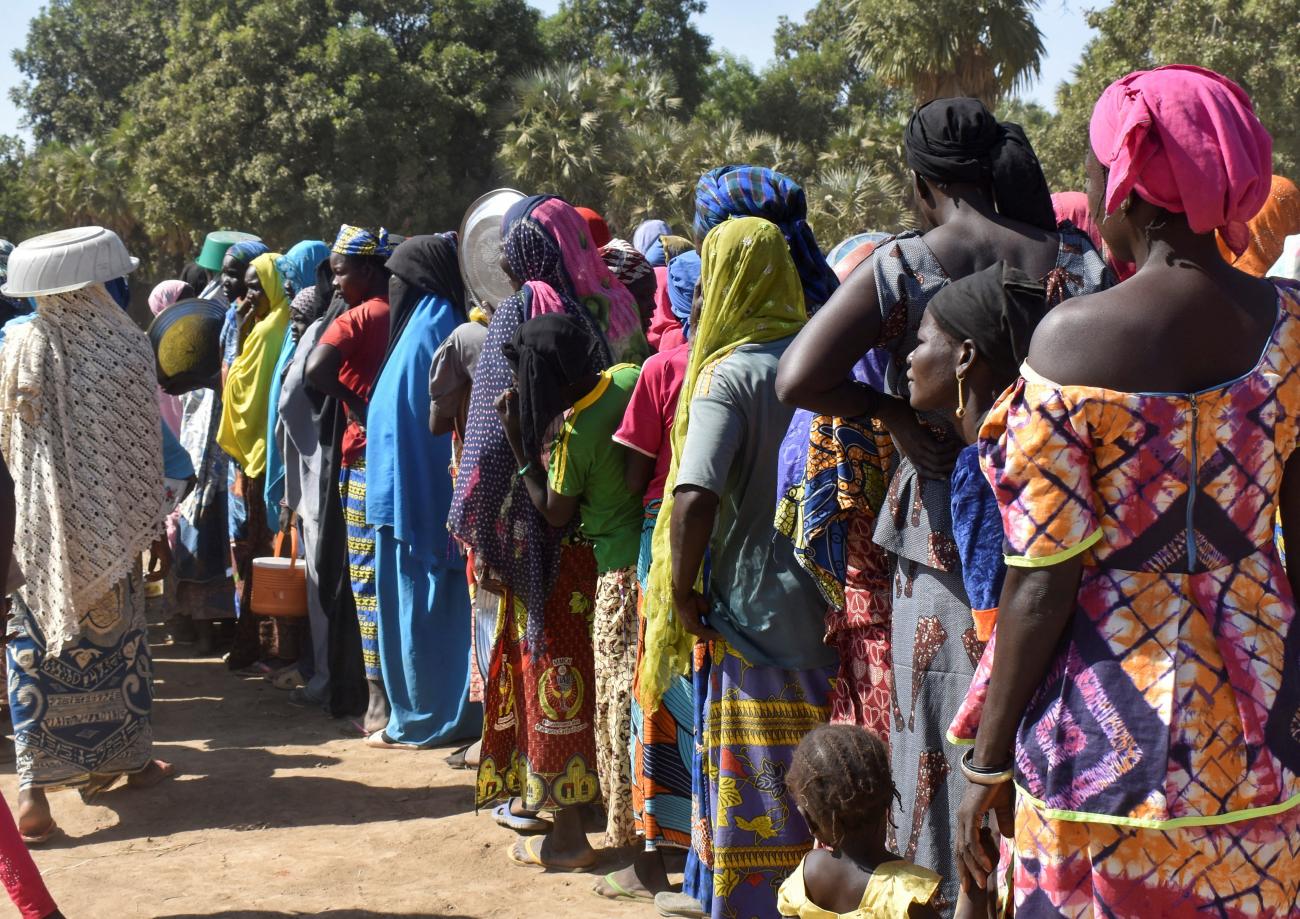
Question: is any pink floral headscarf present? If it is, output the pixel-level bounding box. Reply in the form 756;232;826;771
148;279;192;316
1089;65;1273;255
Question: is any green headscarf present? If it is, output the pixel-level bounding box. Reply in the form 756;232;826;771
638;216;809;711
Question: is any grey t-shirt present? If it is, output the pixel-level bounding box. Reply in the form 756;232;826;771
674;336;835;672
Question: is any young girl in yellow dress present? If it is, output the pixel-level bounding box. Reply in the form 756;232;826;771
779;725;946;918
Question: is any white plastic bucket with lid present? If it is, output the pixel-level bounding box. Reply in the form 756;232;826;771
2;226;139;298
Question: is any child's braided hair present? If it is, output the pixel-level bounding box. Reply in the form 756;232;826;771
787;724;898;850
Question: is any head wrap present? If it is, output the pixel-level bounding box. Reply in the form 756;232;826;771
288;286;323;330
332;224;395;258
149;280;193;317
1089;65;1273;256
383;233;466;369
226;240;269;265
0;239;14;286
504;313;609;461
575;207;612;248
179;261;210;296
633;219;672;266
640;217;808;709
667;250;702;338
601;238;654;286
693;165;839;310
216;252;290;478
660;234;695;263
1214;175;1300;277
105;277;130;310
905;98;1056;232
928;260;1048;384
277;240;331;297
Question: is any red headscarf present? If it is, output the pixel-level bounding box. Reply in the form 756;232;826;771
574;206;612;248
1089;65;1273;255
1052;191;1135;281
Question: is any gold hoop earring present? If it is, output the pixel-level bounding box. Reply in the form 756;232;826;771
956;370;967;419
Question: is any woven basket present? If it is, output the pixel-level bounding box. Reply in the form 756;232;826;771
250;525;307;618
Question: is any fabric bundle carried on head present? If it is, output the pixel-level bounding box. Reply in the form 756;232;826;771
693;165;839;310
1089;64;1273;256
601;238;654;286
217;252;290;478
640;216;809;710
332;224;395;258
905;97;1056;232
666;250;701;338
928;260;1048;382
1216;175;1300;276
504;313;609;461
575;207;612;248
277;240;331;297
633;219;672;266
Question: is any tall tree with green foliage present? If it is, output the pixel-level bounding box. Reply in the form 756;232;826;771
121;0;543;267
845;0;1043;104
0;138;29;242
11;0;178;145
543;0;712;109
1036;0;1300;192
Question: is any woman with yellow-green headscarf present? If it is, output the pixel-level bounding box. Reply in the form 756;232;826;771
639;217;837;919
217;252;299;672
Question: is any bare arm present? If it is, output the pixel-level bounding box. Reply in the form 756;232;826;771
955;559;1083;889
429;410;456;437
496;388;579;529
669;486;721;641
624;449;656;497
776;257;884;416
307;342;368;424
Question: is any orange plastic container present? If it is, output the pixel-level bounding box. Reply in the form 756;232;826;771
250;525;307;618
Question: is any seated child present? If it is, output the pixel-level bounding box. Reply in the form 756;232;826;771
778;725;943;918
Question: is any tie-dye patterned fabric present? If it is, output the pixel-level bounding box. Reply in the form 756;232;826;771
980;282;1300;914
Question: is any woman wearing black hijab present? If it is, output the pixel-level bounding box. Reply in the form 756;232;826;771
776;98;1112;908
361;234;481;748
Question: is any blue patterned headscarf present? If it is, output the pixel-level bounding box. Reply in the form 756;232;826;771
693;165;839;310
667;250;701;339
331;224;394;258
226;240;270;264
276;240;330;296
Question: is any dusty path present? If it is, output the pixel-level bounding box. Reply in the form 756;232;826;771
6;619;656;919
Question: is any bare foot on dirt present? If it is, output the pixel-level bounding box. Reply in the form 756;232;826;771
363;679;390;734
17;787;54;840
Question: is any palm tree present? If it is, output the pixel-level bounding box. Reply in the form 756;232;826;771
845;0;1044;105
806;164;915;243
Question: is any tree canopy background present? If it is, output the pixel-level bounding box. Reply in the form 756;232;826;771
3;0;1299;285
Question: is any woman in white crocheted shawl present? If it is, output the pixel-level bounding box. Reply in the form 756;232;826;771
0;230;174;844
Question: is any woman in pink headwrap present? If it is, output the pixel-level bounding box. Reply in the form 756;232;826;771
954;65;1300;916
148;279;195;434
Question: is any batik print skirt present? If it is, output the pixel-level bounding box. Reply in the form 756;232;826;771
887;557;979;914
7;573;154;789
476;542;601;813
701;640;834;919
827;513;893;738
1014;797;1300;918
340;460;379;681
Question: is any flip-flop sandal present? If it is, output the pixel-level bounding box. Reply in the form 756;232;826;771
594;872;655;901
128;760;177;790
444;743;473;769
237;661;275;677
364;730;421;750
491;799;552;834
654;891;708;919
506;835;594;872
270;668;304;690
20;821;58;846
338;720;369;738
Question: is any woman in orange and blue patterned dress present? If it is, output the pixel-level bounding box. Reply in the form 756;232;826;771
955;66;1300;917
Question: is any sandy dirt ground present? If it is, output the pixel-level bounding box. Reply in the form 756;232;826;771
3;616;661;919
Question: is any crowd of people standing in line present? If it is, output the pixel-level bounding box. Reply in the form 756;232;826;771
0;62;1299;919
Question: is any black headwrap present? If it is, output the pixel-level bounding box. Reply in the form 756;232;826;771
503;313;610;461
180;261;210;296
383;232;466;372
905;98;1056;232
928;260;1048;383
